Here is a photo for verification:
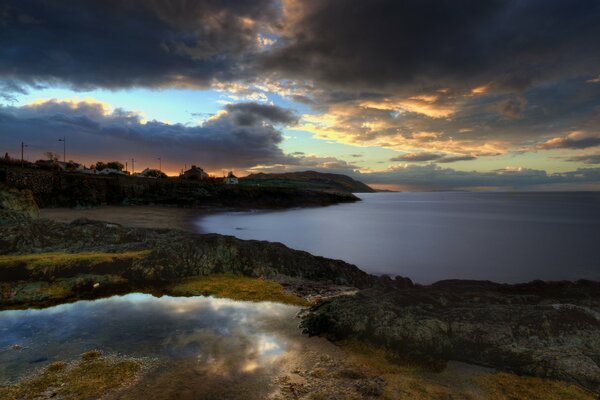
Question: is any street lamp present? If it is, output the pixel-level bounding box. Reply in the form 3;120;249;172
21;142;28;167
58;136;66;162
158;157;162;172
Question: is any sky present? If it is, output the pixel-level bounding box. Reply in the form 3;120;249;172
1;0;600;190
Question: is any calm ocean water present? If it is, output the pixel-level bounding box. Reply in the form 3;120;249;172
197;192;600;283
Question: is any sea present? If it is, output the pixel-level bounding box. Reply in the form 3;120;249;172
196;191;600;284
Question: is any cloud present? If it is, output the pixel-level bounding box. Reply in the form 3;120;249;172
0;99;295;171
537;131;600;150
0;0;280;90
224;102;298;126
356;164;600;190
391;152;442;162
2;0;600;185
565;154;600;164
436;155;477;163
264;1;600;91
493;96;527;119
390;152;477;163
249;154;360;175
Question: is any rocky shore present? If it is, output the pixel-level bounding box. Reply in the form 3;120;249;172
0;215;380;306
301;281;600;393
1;186;598;395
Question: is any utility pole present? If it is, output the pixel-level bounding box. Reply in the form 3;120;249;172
21;142;27;167
131;158;135;174
157;157;162;172
125;161;128;173
58;136;66;162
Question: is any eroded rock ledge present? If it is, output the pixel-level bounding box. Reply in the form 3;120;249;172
0;215;386;309
301;280;600;393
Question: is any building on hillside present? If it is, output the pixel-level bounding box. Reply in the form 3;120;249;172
35;159;85;172
136;168;166;178
97;168;127;176
223;171;238;185
60;161;85;172
183;165;208;180
35;160;54;169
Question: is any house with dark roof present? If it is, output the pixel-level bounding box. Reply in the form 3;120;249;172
183;165;208;180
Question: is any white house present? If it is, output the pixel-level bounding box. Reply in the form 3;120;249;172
98;168;127;176
223;171;238;185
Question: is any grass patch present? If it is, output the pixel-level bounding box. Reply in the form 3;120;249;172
0;352;145;400
477;372;594;400
339;340;427;375
338;340;595;400
168;273;308;306
0;250;150;271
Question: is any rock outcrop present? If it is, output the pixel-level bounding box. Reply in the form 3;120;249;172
0;185;39;219
0;217;378;309
301;280;600;393
1;192;597;393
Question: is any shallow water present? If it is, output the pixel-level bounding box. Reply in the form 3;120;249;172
197;191;600;283
0;294;305;398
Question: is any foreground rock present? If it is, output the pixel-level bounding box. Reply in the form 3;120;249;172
301;280;600;393
0;217;379;309
0;185;39;219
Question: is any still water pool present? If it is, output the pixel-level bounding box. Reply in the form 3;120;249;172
0;294;310;399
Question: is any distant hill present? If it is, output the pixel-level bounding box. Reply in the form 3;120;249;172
241;171;375;193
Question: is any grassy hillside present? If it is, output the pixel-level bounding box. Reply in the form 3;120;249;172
240;170;375;193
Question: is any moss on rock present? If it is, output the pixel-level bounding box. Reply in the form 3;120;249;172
167;273;309;306
0;351;148;400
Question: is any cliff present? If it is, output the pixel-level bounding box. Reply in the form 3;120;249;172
0;166;359;208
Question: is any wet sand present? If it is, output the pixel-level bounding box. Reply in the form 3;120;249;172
40;205;209;232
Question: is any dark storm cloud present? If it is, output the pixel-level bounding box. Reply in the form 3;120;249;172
4;0;599;94
264;0;600;91
0;100;292;169
0;0;279;90
537;132;600;150
224;102;298;126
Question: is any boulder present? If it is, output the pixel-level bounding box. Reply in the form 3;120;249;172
0;185;39;219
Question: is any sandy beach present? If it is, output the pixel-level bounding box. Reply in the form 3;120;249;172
40;205;209;232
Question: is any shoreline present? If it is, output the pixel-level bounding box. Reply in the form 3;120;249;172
40;205;216;232
2;196;599;395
